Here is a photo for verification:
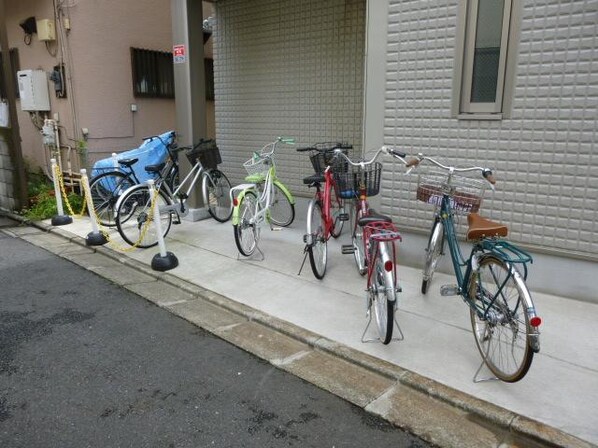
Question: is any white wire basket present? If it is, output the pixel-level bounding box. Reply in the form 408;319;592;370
243;155;271;177
416;172;486;214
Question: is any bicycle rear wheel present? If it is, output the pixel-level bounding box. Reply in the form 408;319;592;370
269;183;295;227
468;255;534;382
234;191;260;257
350;204;366;275
329;182;345;238
89;171;135;227
421;220;444;294
115;185;173;248
307;200;327;279
202;169;232;222
371;242;396;344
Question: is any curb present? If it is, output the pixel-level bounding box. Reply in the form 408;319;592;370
1;211;594;448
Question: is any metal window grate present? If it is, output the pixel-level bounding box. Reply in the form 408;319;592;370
131;47;175;99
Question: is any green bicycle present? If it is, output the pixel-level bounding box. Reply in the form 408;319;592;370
232;137;296;257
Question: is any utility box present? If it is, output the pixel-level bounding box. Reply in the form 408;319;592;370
36;19;56;41
17;70;51;111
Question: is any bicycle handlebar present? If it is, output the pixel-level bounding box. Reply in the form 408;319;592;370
410;153;496;186
296;142;353;153
331;145;414;169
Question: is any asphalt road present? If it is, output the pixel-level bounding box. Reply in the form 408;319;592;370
0;230;429;448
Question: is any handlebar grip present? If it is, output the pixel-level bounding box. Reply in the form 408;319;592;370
296;147;315;152
406;158;420;168
388;148;407;158
279;137;295;144
483;170;496;185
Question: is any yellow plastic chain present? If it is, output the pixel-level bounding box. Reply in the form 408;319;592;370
54;163;87;217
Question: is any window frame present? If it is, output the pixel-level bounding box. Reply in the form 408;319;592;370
130;47;175;99
452;0;522;119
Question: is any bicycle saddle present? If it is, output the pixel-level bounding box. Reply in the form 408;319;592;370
303;174;325;185
145;162;166;173
358;209;392;227
467;213;508;240
118;158;138;167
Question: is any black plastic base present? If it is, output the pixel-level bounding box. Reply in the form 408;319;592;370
151;251;179;272
51;214;73;226
86;231;108;246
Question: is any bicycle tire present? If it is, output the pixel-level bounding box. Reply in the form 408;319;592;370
234;191;260;257
202;169;232;223
329;182;345;238
350;204;366;276
421;220;444;294
307;200;327;279
88;171;135;227
468;255;534;382
115;185;173;248
268;183;295;227
371;242;395;344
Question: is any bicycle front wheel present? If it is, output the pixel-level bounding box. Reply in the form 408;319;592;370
202;169;232;222
234;191;260;257
329;182;345;238
421;220;444;294
371;242;396;344
89;171;135;227
115;185;173;248
307;200;327;279
268;183;295;227
468;255;534;382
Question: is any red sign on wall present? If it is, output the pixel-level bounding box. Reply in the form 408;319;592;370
173;44;186;64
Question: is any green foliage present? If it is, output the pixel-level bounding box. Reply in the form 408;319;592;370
22;171;84;221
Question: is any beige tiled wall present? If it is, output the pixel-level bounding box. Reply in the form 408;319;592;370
213;0;366;195
382;0;598;259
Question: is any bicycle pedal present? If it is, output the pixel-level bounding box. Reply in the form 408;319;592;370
341;244;355;254
271;226;282;231
440;284;460;296
338;213;349;221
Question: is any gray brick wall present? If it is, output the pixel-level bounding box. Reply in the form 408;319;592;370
382;0;598;259
213;0;366;196
0;131;16;211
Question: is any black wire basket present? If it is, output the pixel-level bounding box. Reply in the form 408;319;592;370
308;142;351;174
185;139;222;170
334;162;382;198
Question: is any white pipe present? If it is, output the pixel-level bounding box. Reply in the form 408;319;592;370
51;158;66;216
80;168;99;233
148;179;167;257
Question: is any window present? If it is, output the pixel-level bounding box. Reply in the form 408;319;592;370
0;48;20;99
453;0;520;118
131;48;175;98
130;48;215;101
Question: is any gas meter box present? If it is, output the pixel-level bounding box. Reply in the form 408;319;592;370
17;70;50;111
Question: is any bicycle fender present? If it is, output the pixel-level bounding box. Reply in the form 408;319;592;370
378;242;397;302
113;183;149;214
231;186;256;226
272;179;295;205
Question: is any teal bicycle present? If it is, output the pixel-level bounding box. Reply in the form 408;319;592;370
232;137;296;257
413;154;542;382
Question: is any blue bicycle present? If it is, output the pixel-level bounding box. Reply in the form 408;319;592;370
413;154;542;382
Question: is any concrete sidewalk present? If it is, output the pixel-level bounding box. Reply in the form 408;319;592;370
1;210;596;447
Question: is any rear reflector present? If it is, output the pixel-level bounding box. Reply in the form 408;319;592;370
530;316;542;327
233;198;238;207
384;260;393;272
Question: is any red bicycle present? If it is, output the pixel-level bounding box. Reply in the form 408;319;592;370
335;146;415;343
298;142;352;279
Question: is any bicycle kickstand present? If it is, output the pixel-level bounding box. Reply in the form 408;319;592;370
297;245;310;276
472;360;499;383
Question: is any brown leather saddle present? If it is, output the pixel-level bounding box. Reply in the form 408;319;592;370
467;213;508;240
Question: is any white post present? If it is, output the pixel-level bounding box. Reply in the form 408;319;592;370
112;152;119;168
51;158;65;216
148;179;167;257
81;169;99;233
81;168;107;246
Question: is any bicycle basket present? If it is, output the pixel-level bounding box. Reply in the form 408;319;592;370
416;172;485;214
186;139;222;170
334;162;382;198
243;154;271;177
308;143;350;174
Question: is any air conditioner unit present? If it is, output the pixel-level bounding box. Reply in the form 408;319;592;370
17;70;50;111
